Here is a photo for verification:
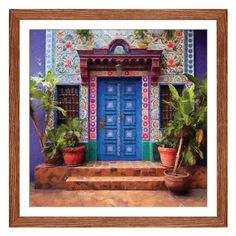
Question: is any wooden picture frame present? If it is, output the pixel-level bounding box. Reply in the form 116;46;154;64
9;9;227;227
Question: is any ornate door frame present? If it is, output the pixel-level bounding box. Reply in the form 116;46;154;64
77;39;162;161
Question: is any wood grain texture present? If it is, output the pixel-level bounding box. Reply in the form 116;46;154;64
216;9;228;227
9;9;227;228
9;9;20;227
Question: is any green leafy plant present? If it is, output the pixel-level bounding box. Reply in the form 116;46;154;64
133;30;149;39
164;75;207;174
44;118;84;162
160;119;181;149
133;30;152;46
58;118;84;148
30;70;66;162
75;30;93;41
45;128;65;160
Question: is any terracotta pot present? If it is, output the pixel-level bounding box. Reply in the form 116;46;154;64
63;145;86;166
164;169;190;195
158;147;177;167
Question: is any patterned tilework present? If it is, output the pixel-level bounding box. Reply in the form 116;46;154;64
44;31;54;130
159;30;184;75
55;30;81;74
142;76;150;140
150;84;161;141
45;30;53;74
186;30;195;75
89;77;97;140
56;74;81;83
184;30;195;75
50;29;186;79
80;86;89;142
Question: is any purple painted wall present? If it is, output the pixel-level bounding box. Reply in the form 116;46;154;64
194;30;207;166
30;30;46;180
194;30;207;79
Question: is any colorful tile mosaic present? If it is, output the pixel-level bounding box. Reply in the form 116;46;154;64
48;29;186;78
89;77;97;140
44;29;194;142
184;30;195;75
142;76;150;140
45;30;53;74
79;86;89;142
186;30;195;75
150;84;159;141
56;74;81;84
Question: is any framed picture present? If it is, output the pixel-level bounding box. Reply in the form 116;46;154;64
9;9;227;227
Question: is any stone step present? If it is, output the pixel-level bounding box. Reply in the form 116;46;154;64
68;165;165;177
65;176;166;190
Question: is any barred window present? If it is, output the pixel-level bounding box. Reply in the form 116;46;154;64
57;85;79;126
160;84;184;128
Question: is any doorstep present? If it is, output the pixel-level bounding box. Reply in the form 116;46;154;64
65;176;166;190
34;161;207;190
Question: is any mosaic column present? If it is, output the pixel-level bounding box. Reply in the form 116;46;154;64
89;77;97;140
142;76;150;140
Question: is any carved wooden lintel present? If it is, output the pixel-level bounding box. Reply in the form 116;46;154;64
77;39;162;85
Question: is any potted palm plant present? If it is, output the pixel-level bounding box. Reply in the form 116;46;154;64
163;75;207;194
30;70;66;163
59;118;86;166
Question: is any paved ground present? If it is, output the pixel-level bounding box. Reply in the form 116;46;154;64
30;183;207;207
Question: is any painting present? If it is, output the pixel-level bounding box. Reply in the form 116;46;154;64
9;9;227;227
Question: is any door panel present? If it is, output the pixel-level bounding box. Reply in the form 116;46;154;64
98;78;141;161
120;79;141;160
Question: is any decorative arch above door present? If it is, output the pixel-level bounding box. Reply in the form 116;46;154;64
78;38;162;86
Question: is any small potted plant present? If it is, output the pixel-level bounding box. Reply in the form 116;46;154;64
133;30;152;48
163;75;207;194
59;118;86;166
157;86;183;168
157;131;178;168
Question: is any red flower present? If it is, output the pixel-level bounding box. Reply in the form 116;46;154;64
65;41;72;49
65;59;72;68
167;41;175;49
168;58;175;67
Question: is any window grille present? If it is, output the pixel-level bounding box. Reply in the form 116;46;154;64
57;85;79;126
160;85;184;128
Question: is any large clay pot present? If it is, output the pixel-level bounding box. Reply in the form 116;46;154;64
158;147;177;168
63;145;86;166
164;169;190;195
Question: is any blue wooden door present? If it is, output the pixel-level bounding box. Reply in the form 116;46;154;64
98;78;141;161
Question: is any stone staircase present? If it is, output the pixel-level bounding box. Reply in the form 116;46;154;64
65;161;166;190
